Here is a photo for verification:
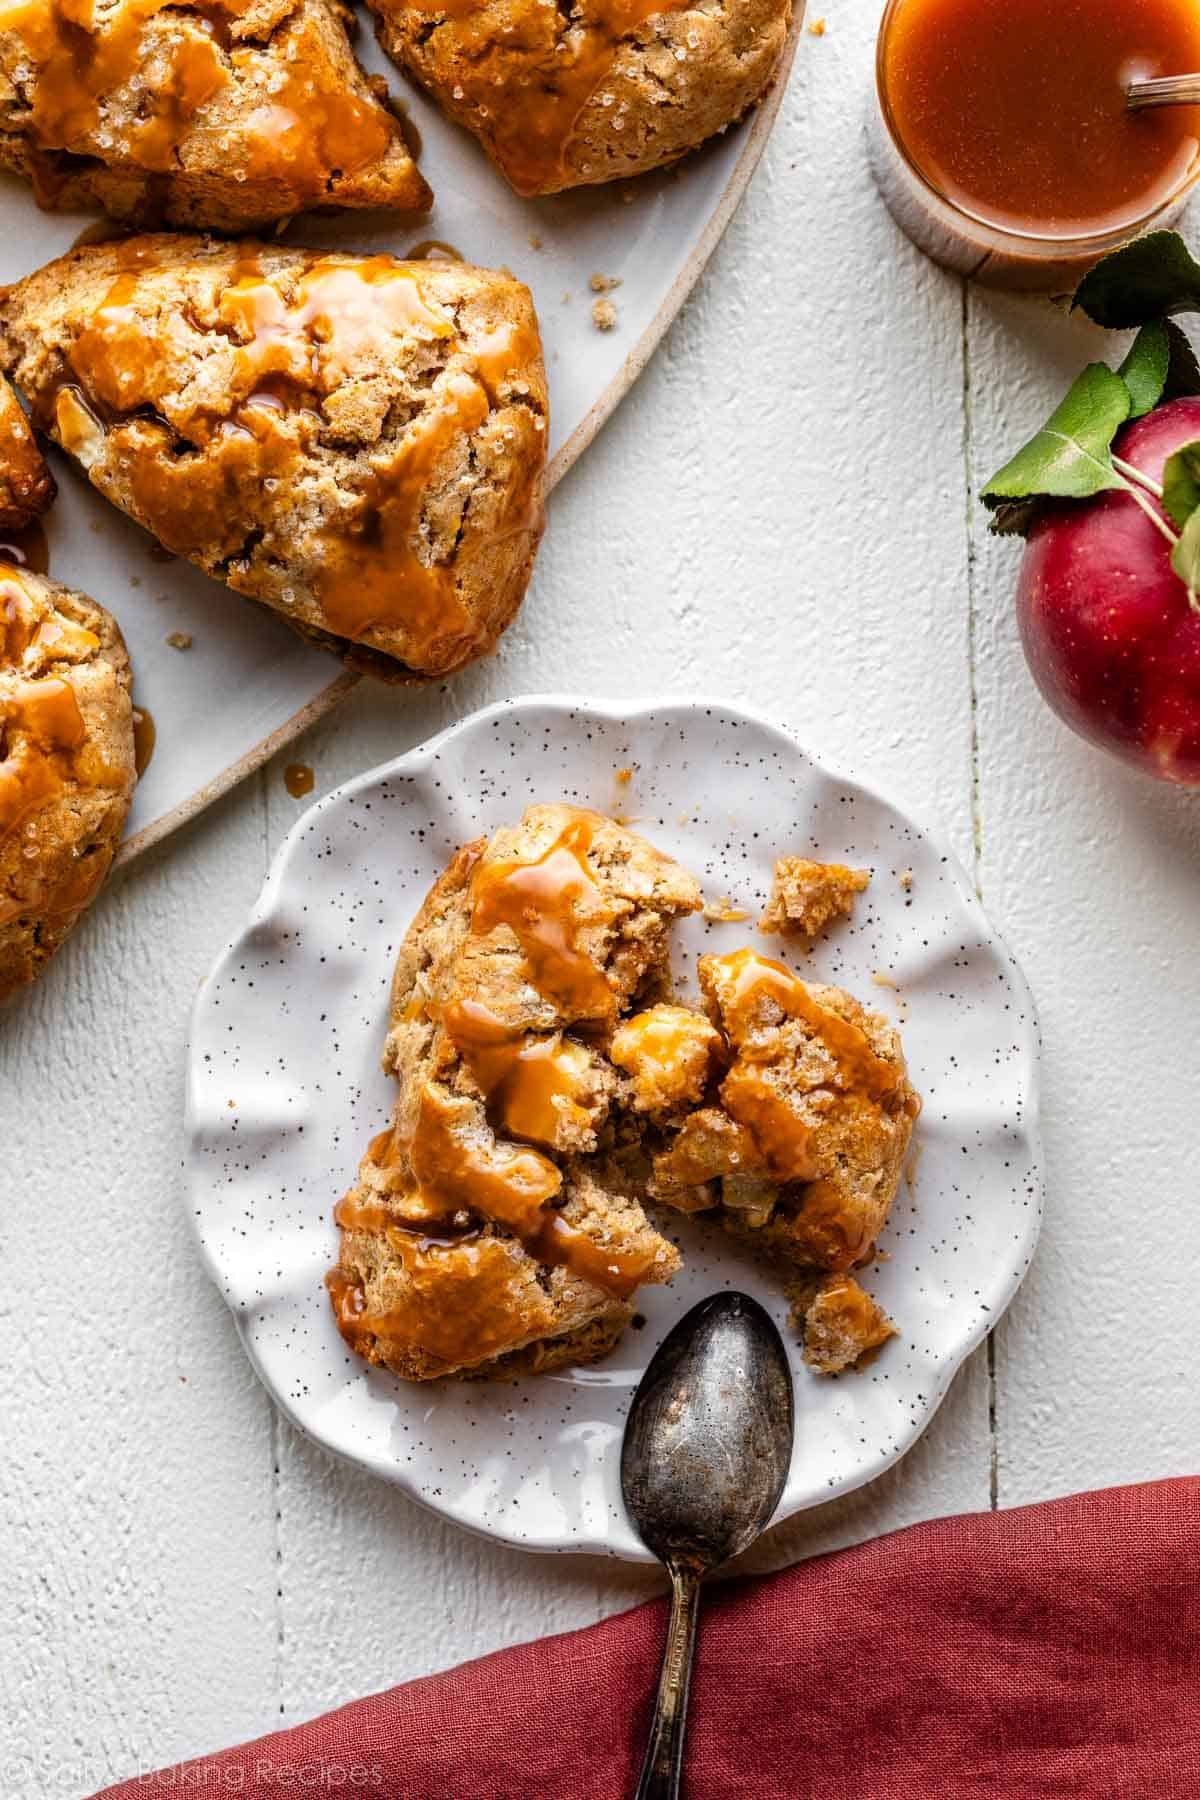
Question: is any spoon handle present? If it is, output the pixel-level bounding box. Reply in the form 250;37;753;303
633;1564;702;1800
1127;73;1200;111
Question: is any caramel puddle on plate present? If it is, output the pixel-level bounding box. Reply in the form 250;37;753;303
132;704;157;778
284;762;315;798
0;519;49;574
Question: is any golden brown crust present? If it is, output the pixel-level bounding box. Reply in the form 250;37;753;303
0;236;548;679
0;373;54;535
760;857;870;938
370;0;792;197
0;0;431;229
0;563;135;1001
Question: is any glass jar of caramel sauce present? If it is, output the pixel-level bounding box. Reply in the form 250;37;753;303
870;0;1200;290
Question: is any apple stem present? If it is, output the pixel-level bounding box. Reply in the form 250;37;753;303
1112;455;1165;501
1117;475;1180;549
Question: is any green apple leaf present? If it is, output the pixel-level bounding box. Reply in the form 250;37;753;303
1118;322;1171;418
1162;440;1200;530
1074;231;1200;328
982;363;1130;533
1170;503;1200;609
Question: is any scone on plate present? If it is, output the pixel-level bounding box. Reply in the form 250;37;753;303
0;562;135;1000
0;1;431;230
652;948;920;1274
329;806;703;1380
0;373;54;535
0;237;548;680
369;0;794;197
791;1272;897;1374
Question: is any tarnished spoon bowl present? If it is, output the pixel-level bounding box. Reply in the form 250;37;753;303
621;1292;795;1800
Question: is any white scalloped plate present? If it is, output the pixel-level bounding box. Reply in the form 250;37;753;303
0;7;803;866
186;696;1043;1560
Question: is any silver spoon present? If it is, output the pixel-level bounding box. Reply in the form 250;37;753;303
621;1292;795;1800
1127;74;1200;111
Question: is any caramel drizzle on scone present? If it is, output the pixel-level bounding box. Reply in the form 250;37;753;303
328;811;670;1348
37;249;544;668
403;0;689;195
0;0;399;200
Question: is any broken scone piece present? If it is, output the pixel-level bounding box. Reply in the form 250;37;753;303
0;236;548;680
0;374;54;535
369;0;793;197
0;0;431;230
792;1273;897;1374
760;857;870;937
0;561;135;1000
329;806;703;1380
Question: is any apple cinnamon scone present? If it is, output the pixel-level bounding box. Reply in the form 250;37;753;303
0;373;54;535
329;807;703;1379
0;561;135;1000
0;0;431;230
368;0;794;198
329;809;918;1382
0;236;548;679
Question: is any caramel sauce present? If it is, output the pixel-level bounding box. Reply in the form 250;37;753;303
131;703;155;778
1;0;397;202
405;240;465;263
411;0;689;195
2;0;229;174
470;811;615;1020
707;949;900;1184
442;997;593;1148
882;0;1200;236
55;254;540;666
0;670;87;843
531;1211;660;1300
284;762;314;799
405;1083;562;1237
0;522;49;576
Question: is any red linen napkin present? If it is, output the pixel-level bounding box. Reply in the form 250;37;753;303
96;1477;1200;1799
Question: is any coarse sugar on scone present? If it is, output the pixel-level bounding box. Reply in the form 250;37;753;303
760;857;870;937
0;561;135;1000
0;0;431;230
0;236;548;679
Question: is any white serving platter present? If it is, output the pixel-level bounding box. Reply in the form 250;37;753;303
186;696;1044;1561
0;8;803;864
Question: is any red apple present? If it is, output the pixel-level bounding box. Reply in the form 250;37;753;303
1018;396;1200;784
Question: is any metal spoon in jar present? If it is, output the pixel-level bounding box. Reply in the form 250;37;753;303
1127;74;1200;111
621;1292;795;1800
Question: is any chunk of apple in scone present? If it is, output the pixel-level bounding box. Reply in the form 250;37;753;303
368;0;793;198
0;374;54;535
0;0;430;230
0;561;135;1001
329;807;703;1380
0;237;548;680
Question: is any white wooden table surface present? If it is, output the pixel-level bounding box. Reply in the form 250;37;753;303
3;5;1200;1793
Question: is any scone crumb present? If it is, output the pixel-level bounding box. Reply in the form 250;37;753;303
590;273;622;293
760;857;870;937
703;896;750;923
615;766;634;786
808;16;827;34
528;234;543;250
795;1274;896;1374
592;297;618;331
166;631;193;651
899;868;914;890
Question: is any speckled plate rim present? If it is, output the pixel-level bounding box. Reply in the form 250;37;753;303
112;12;805;871
185;693;1044;1561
